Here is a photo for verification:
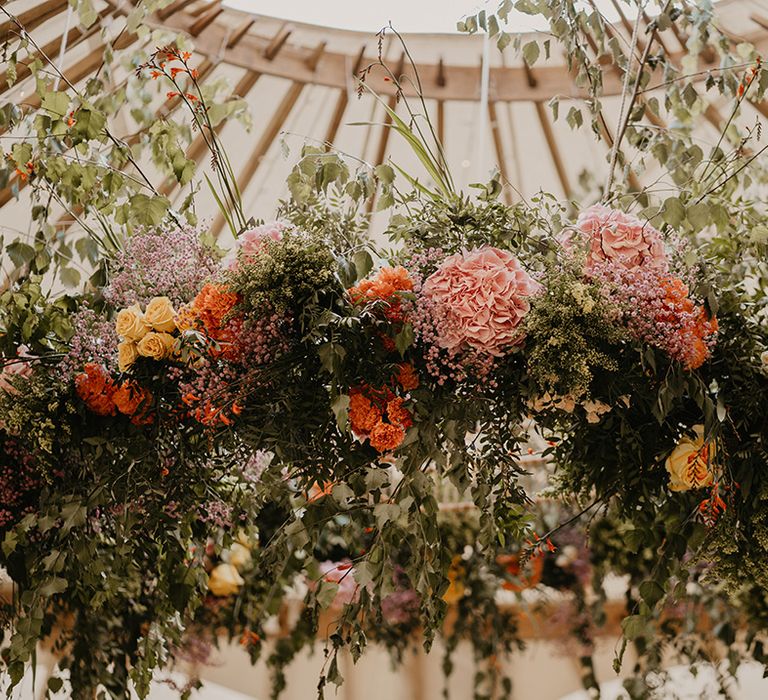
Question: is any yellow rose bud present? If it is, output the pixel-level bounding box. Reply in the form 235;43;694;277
117;341;138;372
208;563;244;597
144;296;177;333
136;332;175;361
115;304;148;341
228;543;252;570
665;425;716;492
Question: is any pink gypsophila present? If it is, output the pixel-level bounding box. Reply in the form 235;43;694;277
420;246;542;357
576;204;668;273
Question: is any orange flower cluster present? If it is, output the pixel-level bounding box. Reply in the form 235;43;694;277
737;56;761;98
496;553;544;592
395;362;419;391
659;278;719;370
178;283;241;355
76;364;152;423
181;392;242;427
349;266;414;322
348;386;413;453
75;363;116;416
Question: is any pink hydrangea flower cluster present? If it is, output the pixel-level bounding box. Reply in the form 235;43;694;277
421;247;541;357
575;204;667;273
408;247;541;383
222;221;287;271
104;224;219;307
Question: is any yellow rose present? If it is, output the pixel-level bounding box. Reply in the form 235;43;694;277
117;340;138;372
665;425;716;492
228;543;252;570
208;563;244;597
144;296;177;333
115;304;148;341
136;332;175;361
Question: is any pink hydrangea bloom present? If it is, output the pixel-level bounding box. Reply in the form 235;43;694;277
576;204;667;272
420;246;541;357
223;221;286;270
0;345;34;394
318;560;359;608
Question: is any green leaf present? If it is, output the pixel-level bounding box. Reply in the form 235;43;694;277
39;577;68;597
395;323;414;356
40;91;69;119
316;581;339;609
639;580;665;608
6;241;35;267
331;393;350;431
128;194;170;227
662;197;685;227
353;250;373;281
621;614;650;640
522;41;540;66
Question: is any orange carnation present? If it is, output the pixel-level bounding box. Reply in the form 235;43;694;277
368;421;405;452
349;389;382;434
349;266;413;322
386;396;413;430
395;363;419;391
75;363;117;416
190;283;239;338
113;381;152;417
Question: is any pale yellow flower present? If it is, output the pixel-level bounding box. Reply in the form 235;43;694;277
144;296;177;333
208;563;244;597
137;332;175;361
229;543;252;570
117;340;138;372
665;425;716;492
115;304;148;341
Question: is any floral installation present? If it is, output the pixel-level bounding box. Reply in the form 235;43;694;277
0;7;766;700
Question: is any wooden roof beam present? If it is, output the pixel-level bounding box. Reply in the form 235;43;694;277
227;18;255;48
157;0;197;21
264;23;293;61
155;9;768;103
0;0;68;42
189;2;223;37
0;7;114;95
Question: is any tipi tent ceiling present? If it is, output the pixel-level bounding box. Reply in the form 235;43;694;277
2;0;768;250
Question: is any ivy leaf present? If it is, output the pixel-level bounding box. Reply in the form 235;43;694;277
353;250;373;281
6;241;35;267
